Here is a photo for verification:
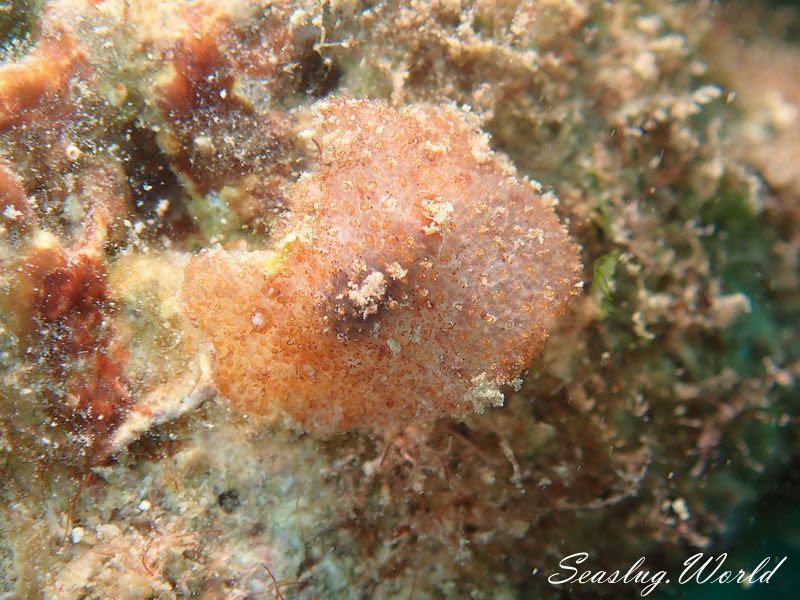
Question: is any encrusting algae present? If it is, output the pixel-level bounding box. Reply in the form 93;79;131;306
182;99;582;432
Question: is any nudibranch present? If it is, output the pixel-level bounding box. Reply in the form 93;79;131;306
182;99;581;432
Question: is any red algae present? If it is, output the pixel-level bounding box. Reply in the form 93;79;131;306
0;30;84;133
4;161;133;452
182;99;582;432
153;2;299;199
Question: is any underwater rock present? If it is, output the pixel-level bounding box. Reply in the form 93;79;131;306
0;1;798;599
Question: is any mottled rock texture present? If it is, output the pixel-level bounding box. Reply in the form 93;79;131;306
0;1;798;599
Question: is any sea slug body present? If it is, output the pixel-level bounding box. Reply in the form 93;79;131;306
182;98;582;432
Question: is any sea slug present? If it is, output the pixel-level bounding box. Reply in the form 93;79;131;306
182;98;582;432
